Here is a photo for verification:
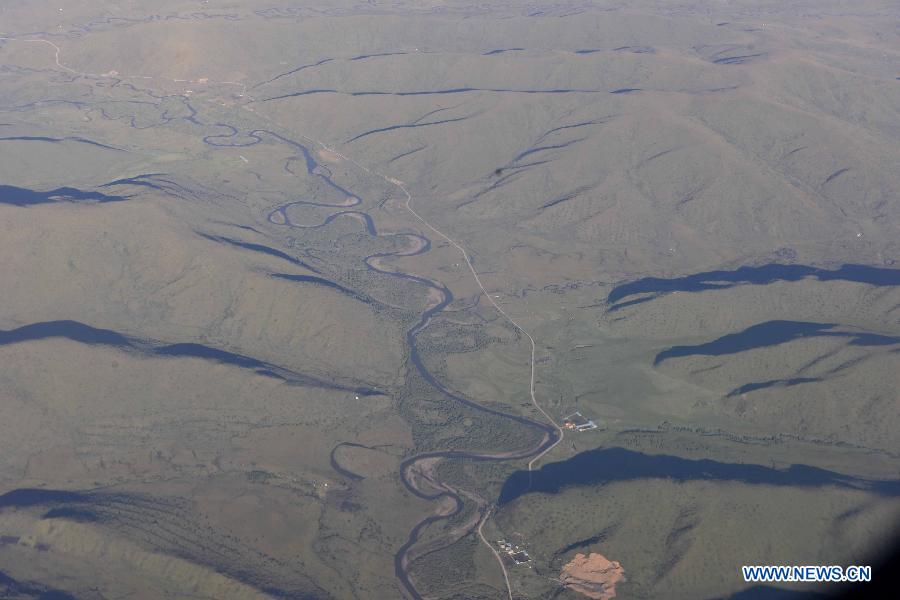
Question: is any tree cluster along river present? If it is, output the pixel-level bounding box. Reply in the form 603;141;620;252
14;28;898;598
128;119;900;599
0;26;555;595
200;128;559;598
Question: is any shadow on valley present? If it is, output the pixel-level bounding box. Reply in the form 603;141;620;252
498;448;900;505
0;320;381;395
0;184;128;206
654;321;900;365
608;264;900;308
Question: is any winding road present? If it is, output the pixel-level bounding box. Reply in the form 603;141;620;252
1;31;564;599
257;131;565;599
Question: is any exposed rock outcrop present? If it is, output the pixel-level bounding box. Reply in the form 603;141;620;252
560;552;626;599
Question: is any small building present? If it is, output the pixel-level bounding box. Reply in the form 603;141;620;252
564;411;598;431
497;540;532;565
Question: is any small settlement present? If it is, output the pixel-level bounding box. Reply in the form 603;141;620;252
563;411;598;432
496;540;532;566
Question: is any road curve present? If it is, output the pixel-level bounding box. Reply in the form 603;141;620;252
260;135;563;599
26;35;564;596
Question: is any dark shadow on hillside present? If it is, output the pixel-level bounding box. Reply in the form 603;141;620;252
197;232;322;274
0;184;128;206
0;488;325;599
271;273;373;305
0;569;77;600
608;264;900;307
0;488;89;509
654;321;900;365
0;320;380;395
498;447;900;505
726;377;822;397
0;135;124;151
100;173;198;201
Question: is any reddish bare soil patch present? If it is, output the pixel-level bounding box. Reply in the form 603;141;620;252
560;552;626;600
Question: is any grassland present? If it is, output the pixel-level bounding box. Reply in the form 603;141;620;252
0;1;898;599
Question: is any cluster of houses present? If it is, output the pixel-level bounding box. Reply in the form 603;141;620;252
563;411;598;431
496;540;532;566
